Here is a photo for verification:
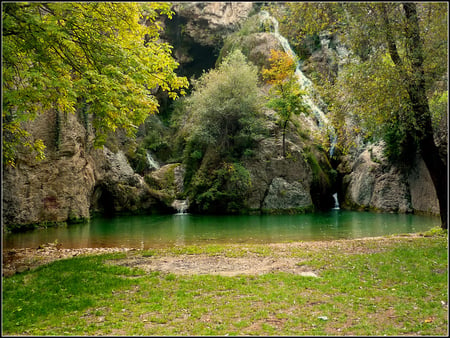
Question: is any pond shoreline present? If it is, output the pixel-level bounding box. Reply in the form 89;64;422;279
2;233;427;278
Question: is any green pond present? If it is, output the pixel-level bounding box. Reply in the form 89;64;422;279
3;210;440;249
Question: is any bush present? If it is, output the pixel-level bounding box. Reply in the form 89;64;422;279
190;162;251;214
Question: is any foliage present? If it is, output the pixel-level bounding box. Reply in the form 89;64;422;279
429;90;448;133
272;3;448;228
184;50;265;158
262;50;309;157
178;50;265;213
274;2;447;154
2;2;188;167
192;162;252;214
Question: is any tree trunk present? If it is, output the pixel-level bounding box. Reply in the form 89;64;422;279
403;3;447;229
282;120;288;158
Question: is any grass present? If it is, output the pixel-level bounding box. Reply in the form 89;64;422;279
2;230;448;336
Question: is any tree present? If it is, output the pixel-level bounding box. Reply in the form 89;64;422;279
185;49;265;159
2;2;188;167
277;3;448;229
181;49;266;213
262;50;309;157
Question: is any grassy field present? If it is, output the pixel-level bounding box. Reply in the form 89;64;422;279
2;229;448;336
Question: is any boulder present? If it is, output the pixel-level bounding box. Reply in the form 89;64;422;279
262;177;313;212
340;142;438;215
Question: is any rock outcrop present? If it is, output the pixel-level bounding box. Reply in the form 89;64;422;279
2;111;96;228
244;137;314;213
2;110;168;230
171;2;254;46
339;142;439;215
162;2;255;77
90;148;166;216
407;155;440;215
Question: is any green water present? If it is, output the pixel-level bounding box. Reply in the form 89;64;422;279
3;210;440;249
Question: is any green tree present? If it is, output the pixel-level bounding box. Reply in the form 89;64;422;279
262;49;309;157
181;49;265;213
185;49;265;160
2;2;188;167
277;2;448;229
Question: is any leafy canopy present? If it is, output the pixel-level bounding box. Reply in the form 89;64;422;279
185;49;265;159
181;49;265;214
275;2;447;157
262;50;309;156
2;2;188;166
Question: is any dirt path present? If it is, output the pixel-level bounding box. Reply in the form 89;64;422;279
2;234;422;278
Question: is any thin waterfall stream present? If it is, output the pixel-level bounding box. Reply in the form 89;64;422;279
146;151;160;170
259;11;337;155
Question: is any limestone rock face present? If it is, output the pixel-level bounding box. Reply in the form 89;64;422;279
243;126;316;213
340;142;438;214
162;2;255;77
90;148;161;215
341;144;412;213
2;111;165;229
262;177;313;211
407;155;440;215
2;111;96;227
172;2;254;46
144;163;187;212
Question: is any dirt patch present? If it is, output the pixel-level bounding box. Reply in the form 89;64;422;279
112;254;319;277
2;234;423;278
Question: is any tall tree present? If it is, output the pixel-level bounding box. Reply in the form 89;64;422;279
262;50;309;158
278;2;448;229
2;2;188;167
181;50;265;213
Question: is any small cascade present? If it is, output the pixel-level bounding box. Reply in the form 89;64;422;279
332;193;340;210
146;151;160;170
329;134;338;157
259;10;337;153
172;199;189;215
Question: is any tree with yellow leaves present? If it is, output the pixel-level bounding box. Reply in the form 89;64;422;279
262;50;309;157
2;2;188;167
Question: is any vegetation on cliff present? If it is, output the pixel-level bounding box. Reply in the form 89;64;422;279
178;50;267;213
273;2;448;228
2;2;446;226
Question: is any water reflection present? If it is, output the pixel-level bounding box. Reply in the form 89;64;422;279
3;211;440;249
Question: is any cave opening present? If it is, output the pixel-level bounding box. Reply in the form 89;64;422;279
92;185;115;217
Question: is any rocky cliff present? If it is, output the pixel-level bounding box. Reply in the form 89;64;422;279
3;111;96;228
338;142;439;215
162;2;254;77
2;2;442;231
2;110;170;231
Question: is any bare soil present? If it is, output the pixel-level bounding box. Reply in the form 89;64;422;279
2;234;422;278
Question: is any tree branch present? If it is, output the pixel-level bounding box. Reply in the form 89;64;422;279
381;4;404;69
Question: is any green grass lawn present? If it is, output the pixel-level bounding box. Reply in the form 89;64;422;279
2;230;448;336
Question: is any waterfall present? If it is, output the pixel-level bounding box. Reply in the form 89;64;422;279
172;199;189;215
146;151;160;170
329;134;338;157
259;11;337;155
332;193;340;210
